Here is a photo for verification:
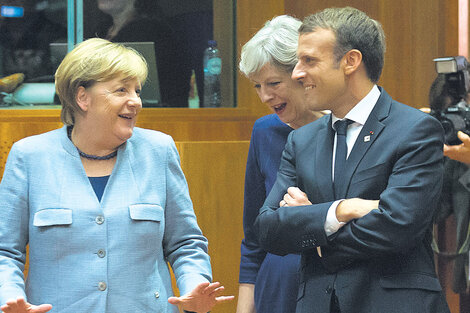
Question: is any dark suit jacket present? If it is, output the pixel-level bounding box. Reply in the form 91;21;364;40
255;88;450;313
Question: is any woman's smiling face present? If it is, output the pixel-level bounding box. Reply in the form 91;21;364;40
250;63;311;129
82;75;142;144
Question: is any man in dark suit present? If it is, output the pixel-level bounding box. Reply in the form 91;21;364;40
255;7;451;313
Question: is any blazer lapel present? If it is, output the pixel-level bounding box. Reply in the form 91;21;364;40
100;141;141;209
338;87;392;198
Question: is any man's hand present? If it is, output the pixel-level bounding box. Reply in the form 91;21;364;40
1;297;52;313
335;198;379;223
279;187;312;207
168;282;234;313
444;131;470;164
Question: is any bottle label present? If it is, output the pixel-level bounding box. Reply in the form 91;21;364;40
207;57;222;75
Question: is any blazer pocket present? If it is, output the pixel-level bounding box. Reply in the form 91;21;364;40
129;204;164;222
33;209;72;227
380;273;442;291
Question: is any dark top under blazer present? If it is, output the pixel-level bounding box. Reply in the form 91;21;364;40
255;87;450;313
239;114;300;313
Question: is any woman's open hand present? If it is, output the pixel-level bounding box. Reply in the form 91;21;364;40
168;281;234;313
1;297;52;313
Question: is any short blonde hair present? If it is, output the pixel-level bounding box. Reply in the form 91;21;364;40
55;38;148;125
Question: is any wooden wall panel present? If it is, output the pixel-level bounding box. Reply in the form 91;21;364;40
0;114;256;175
176;141;249;313
286;0;379;19
285;0;459;109
0;122;62;175
0;109;258;144
236;0;284;117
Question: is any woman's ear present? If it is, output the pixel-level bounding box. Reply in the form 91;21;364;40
75;86;89;111
342;49;362;76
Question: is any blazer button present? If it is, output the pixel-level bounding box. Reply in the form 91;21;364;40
97;249;106;258
95;215;105;225
154;291;160;298
325;285;333;294
98;282;107;291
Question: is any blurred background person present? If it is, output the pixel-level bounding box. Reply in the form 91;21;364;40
156;0;213;107
236;15;323;313
0;38;232;313
429;73;470;296
428;72;470;164
90;0;191;107
0;0;66;80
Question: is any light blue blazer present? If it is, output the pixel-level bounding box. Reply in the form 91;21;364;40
0;126;212;312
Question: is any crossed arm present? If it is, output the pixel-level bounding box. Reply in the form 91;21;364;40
280;187;378;224
255;115;444;272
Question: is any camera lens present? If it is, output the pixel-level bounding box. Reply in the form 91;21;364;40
442;114;466;145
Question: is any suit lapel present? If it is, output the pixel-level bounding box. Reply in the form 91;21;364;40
338;88;392;198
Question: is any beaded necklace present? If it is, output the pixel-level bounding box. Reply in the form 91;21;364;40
67;126;118;160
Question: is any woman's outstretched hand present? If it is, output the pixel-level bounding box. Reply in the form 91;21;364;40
168;281;234;313
1;297;52;313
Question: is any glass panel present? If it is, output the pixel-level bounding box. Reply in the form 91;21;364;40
83;0;235;108
0;0;67;107
0;0;236;109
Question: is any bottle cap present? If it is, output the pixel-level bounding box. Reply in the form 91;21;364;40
208;40;217;47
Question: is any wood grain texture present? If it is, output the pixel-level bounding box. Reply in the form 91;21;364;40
236;0;284;117
176;141;249;312
285;0;458;109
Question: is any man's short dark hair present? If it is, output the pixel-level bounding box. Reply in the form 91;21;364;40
299;7;386;83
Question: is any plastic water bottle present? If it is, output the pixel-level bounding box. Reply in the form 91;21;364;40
202;40;221;107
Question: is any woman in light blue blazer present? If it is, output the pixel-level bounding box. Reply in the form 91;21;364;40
0;38;233;313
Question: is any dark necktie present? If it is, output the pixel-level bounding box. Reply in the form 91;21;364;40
334;119;352;197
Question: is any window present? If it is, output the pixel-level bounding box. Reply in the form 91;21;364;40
0;0;236;108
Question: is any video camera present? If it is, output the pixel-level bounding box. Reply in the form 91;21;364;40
430;56;470;145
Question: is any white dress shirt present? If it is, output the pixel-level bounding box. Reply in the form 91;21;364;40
324;85;381;236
